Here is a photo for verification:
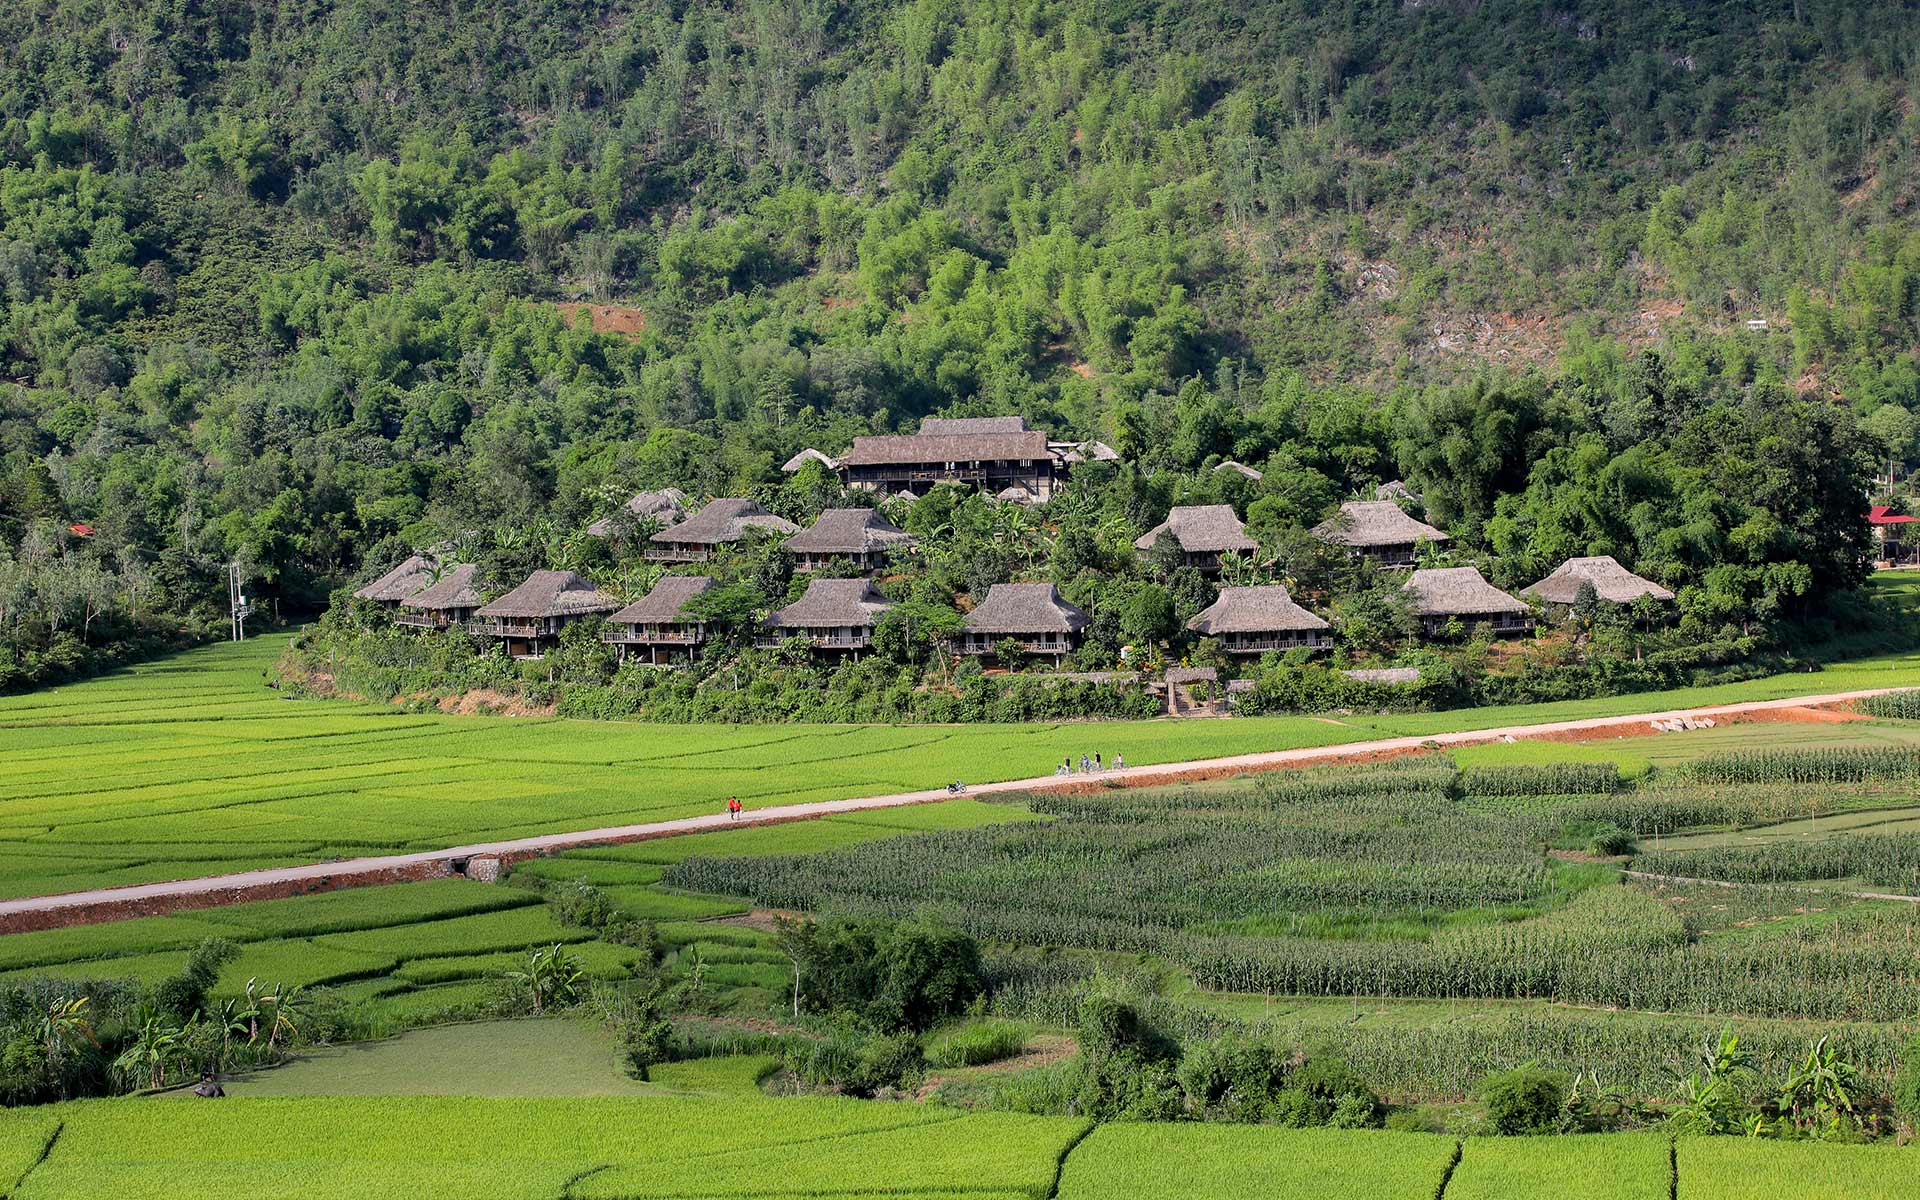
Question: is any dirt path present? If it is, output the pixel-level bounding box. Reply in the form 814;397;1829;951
0;685;1906;932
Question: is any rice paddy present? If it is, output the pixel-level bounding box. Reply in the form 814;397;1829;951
5;632;1920;897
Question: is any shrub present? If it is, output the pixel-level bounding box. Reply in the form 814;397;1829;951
1587;823;1635;856
549;878;616;930
926;1019;1028;1068
1892;1037;1920;1131
149;938;239;1019
1477;1064;1569;1135
785;1024;926;1097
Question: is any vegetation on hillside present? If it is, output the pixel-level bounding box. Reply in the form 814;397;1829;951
5;1;1919;689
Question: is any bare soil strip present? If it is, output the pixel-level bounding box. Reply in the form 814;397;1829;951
0;686;1905;933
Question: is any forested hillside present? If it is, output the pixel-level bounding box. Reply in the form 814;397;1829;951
3;0;1919;687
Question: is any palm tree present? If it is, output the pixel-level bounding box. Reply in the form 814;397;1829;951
36;997;97;1098
261;983;305;1054
113;1010;185;1091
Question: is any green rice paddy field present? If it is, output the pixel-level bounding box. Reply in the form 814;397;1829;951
4;628;1920;897
0;1096;1912;1200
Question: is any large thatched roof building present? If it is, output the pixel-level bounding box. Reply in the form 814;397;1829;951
1312;500;1448;567
1134;505;1257;572
760;578;894;654
958;583;1089;662
472;570;620;658
836;416;1062;502
784;508;915;571
604;575;716;665
586;489;689;538
648;499;799;562
1522;556;1675;606
354;554;436;607
1402;567;1533;637
397;564;484;629
1186;585;1331;654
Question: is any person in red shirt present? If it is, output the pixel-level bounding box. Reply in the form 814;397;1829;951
726;796;742;820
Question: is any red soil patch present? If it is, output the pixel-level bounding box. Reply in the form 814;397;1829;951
555;302;647;339
436;689;556;718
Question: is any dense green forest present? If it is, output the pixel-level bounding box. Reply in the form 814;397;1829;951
4;0;1920;690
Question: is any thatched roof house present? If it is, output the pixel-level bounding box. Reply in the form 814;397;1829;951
354;554;436;606
1057;440;1120;464
605;575;716;663
473;570;620;657
648;498;799;562
586;489;689;537
1312;500;1448;566
784;508;915;570
921;416;1033;435
1215;460;1264;481
761;578;893;653
1134;505;1257;571
397;564;484;629
1402;567;1533;637
836;416;1061;501
1186;585;1331;654
1522;556;1675;606
781;448;838;473
1375;480;1418;504
958;583;1088;661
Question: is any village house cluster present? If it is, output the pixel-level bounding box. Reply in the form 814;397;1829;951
355;415;1679;669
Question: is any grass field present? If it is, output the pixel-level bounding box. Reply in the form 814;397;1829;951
3;1092;1911;1199
2;621;1918;896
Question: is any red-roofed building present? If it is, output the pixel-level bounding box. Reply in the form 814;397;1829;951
67;523;94;537
1869;506;1920;565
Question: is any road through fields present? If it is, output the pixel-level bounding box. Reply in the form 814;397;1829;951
0;685;1906;932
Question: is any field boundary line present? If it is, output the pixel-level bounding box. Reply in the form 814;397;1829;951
1623;869;1920;904
0;684;1910;932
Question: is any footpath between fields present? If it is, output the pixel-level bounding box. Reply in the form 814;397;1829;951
0;685;1907;933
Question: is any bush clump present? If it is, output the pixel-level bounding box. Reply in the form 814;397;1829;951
1478;1064;1569;1135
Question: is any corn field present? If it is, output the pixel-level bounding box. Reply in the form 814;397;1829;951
1853;692;1920;720
1635;834;1920;892
1686;745;1920;784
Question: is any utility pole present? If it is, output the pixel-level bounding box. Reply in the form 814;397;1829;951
228;563;253;642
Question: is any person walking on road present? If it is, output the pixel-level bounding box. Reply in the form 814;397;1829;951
726;796;742;820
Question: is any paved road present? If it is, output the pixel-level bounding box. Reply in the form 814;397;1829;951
0;685;1905;929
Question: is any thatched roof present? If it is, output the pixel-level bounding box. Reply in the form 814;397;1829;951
354;554;436;602
1134;505;1257;555
994;485;1039;504
1375;480;1418;503
1057;440;1120;464
840;430;1050;466
1165;666;1218;685
475;570;621;620
785;508;915;556
652;498;799;546
766;578;894;628
1522;556;1675;605
1312;500;1448;548
781;448;838;473
1215;460;1263;481
963;583;1089;635
1344;667;1420;685
1402;567;1529;617
586;489;688;537
921;416;1031;436
401;564;484;612
609;575;715;624
1187;585;1330;635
